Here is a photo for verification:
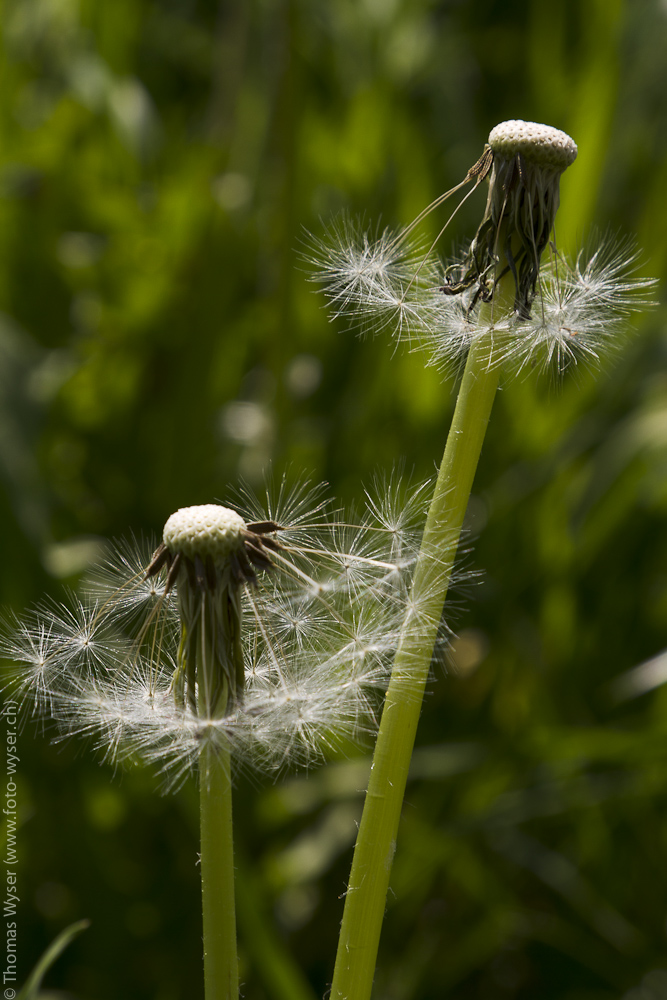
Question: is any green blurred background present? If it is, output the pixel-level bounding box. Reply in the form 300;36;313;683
2;0;667;997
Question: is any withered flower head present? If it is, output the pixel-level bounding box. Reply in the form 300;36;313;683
309;119;654;375
146;504;282;717
444;120;578;317
1;481;453;787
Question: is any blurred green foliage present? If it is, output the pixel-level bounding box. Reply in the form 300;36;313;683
2;0;667;998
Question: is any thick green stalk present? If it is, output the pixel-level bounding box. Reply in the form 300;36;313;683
198;604;238;1000
200;739;238;1000
330;323;501;1000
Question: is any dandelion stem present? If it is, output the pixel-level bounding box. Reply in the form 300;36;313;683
199;740;238;1000
330;295;508;1000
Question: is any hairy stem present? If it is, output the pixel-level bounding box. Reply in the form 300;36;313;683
330;313;503;1000
197;598;238;1000
200;740;238;1000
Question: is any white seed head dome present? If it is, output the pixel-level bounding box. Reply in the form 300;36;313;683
163;504;246;561
488;120;577;171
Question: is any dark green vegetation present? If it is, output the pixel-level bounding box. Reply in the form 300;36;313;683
2;1;667;998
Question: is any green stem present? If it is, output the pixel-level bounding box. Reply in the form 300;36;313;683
199;740;238;1000
330;325;501;1000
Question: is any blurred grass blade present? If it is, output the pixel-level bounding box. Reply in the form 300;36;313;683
235;850;318;1000
611;651;667;701
17;919;90;1000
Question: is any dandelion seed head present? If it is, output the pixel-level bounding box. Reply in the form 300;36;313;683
1;477;449;790
163;504;246;563
447;120;578;318
488;120;577;171
309;121;654;379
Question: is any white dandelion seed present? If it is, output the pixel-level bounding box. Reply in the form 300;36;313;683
0;596;133;714
501;240;657;374
1;479;453;789
309;120;655;376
